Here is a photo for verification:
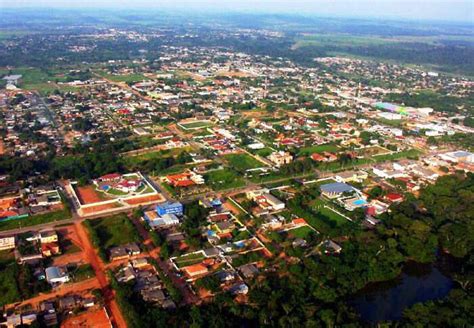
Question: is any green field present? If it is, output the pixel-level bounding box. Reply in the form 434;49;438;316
0;261;20;306
174;252;205;268
179;120;213;130
298;143;339;156
312;199;349;226
288;226;314;239
204;169;246;191
224;153;266;171
85;214;141;251
0;207;71;232
253;147;273;157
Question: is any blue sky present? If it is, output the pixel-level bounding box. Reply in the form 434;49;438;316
3;0;474;23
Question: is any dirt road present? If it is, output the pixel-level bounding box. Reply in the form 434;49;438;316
74;222;128;328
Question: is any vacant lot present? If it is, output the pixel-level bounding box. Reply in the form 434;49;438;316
75;185;106;205
84;214;141;251
288;226;314;239
174;252;205;268
0;207;71;232
204;169;246;191
224;153;266;171
178;120;213;130
298;143;339;156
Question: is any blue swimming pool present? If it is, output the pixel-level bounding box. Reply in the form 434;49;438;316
353;199;367;206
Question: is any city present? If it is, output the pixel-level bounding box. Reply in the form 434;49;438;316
0;3;473;328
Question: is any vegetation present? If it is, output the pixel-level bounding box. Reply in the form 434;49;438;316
84;214;141;261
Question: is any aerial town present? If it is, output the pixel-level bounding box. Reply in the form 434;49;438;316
0;8;473;328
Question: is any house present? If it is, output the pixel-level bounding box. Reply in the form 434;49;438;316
142;289;166;303
39;230;58;244
267;151;293;167
385;193;403;203
182;263;208;278
131;258;149;269
214;221;235;234
41;242;61;257
0;236;15;250
320;182;354;199
109;246;128;261
230;283;249;295
58;296;79;311
45;266;69;284
3;74;22;86
116;266;136;283
320;240;342;254
97;173;122;182
335;170;368;183
238;263;259;279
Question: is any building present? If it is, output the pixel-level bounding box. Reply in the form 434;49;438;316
156;202;183;216
267;151;293;167
40;230;58;244
439;151;474;164
0;236;15;250
182;263;208;278
2;74;22;86
41;243;61;257
320;182;355;198
45;266;69;284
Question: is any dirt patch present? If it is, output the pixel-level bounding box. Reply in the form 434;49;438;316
123;193;164;205
61;307;112;328
75;186;104;205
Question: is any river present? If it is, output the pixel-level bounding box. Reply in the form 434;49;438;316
351;260;455;323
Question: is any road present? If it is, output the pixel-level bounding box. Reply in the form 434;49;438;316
74;221;128;328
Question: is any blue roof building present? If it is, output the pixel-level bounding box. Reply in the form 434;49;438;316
320;182;354;198
156;202;183;216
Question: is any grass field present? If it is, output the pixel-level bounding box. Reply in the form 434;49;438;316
124;147;191;167
0;261;20;306
253;147;273;157
288;226;314;239
224;153;266;171
0;207;71;232
85;214;141;250
298;143;339;156
204;169;246;191
174;252;205;268
178;120;213;130
312;199;349;226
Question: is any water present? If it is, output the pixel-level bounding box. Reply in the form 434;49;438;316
352;261;454;322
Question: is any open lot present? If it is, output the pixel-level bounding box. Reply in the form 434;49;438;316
224;153;266;171
0;207;71;231
75;185;106;204
178;120;213;130
298;143;339;156
84;214;141;251
204;169;246;191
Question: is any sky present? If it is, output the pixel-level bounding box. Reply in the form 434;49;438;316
2;0;474;23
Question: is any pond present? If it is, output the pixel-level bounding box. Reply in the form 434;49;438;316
352;261;454;323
